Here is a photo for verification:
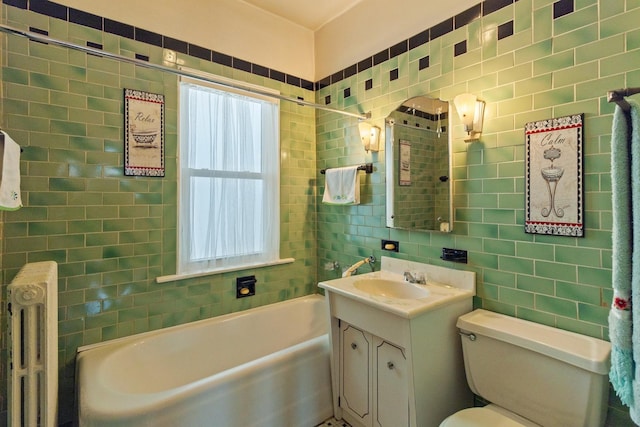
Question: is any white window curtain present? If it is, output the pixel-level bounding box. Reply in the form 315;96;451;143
179;77;280;274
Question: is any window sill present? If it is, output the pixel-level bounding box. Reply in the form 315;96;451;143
155;257;295;284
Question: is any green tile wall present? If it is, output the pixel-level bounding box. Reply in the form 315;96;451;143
315;1;633;425
0;6;317;424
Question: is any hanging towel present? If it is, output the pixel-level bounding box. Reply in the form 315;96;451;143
630;99;640;425
0;131;22;211
322;166;360;205
609;101;635;407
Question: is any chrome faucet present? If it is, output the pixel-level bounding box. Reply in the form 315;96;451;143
403;271;426;284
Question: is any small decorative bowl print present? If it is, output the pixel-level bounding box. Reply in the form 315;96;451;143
132;130;158;145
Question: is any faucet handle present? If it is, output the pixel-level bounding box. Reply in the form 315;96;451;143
404;271;426;284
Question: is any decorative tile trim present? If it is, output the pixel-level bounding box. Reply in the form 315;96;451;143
4;0;574;91
553;0;573;19
1;0;315;91
317;0;522;85
498;21;514;40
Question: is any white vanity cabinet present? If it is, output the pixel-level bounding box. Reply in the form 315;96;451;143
319;257;476;427
339;322;409;426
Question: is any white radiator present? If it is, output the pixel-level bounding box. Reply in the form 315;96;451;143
8;261;58;427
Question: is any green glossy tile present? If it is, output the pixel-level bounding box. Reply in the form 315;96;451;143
535;260;577;282
536;294;577;318
500;287;535;308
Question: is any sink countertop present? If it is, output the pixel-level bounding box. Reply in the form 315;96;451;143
319;257;476;319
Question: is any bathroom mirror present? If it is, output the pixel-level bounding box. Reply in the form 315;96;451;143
385;96;452;232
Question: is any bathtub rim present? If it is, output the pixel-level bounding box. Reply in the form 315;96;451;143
76;293;331;424
76;293;325;354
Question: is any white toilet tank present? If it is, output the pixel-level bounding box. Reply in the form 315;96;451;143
457;310;611;427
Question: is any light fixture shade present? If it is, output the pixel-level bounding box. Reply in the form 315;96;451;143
359;122;380;152
454;93;485;142
453;93;477;129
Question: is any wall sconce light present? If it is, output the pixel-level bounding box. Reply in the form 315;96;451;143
359;122;380;152
453;93;486;142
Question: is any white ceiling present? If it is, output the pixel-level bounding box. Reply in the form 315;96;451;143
241;0;364;31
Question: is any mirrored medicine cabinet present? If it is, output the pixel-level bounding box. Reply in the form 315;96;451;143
385;96;453;232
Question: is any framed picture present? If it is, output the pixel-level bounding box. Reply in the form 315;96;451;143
399;140;411;186
124;89;165;177
525;114;584;237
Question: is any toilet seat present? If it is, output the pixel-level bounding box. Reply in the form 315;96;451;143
440;405;540;427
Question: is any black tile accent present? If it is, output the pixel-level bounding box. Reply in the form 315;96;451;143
344;87;351;98
358;57;373;73
325;95;331;105
28;26;48;44
431;18;454;40
29;27;49;36
316;76;331;90
212;51;232;67
373;49;389;66
454;40;467;56
86;41;102;50
390;40;408;58
135;53;150;62
253;64;270;78
233;57;252;73
164;36;188;54
331;70;344;84
498;21;514;40
455;5;482;29
270;69;286;83
483;0;514;16
390;68;399;81
188;44;211;61
286;74;301;87
30;0;67;20
409;29;430;50
136;28;163;47
104;18;134;39
69;8;102;30
301;79;314;91
553;0;573;18
365;79;373;90
344;64;358;78
3;0;27;9
419;56;430;70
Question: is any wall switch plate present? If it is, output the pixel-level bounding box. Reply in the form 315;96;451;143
441;248;467;263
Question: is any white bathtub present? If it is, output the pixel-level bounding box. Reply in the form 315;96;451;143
76;295;333;427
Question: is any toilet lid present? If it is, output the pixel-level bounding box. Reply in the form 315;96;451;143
440;407;538;427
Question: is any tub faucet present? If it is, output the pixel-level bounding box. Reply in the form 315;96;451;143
342;255;376;277
404;271;426;284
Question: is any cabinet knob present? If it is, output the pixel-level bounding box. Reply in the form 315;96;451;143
387;361;394;370
351;342;358;350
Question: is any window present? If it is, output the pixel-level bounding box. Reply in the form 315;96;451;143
178;76;280;275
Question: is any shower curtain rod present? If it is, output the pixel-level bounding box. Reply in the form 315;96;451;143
0;23;370;121
607;87;640;112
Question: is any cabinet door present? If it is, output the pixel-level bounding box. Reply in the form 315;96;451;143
375;339;408;427
340;322;372;423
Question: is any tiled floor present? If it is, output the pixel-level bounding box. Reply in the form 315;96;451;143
315;416;352;427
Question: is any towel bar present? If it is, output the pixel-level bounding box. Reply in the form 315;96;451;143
320;163;373;175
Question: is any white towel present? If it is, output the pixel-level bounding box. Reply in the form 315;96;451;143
322;166;360;205
0;131;23;210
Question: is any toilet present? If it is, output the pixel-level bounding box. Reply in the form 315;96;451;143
441;309;611;427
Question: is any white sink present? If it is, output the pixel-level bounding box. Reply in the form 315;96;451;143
353;278;430;299
319;256;476;319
